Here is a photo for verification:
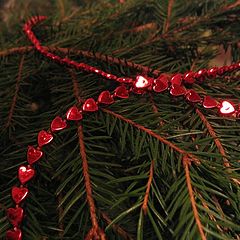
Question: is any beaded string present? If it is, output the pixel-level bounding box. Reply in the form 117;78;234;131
5;16;240;240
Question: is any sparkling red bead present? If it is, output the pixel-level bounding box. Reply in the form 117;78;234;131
38;130;53;147
7;207;24;227
170;84;186;96
27;146;43;165
82;98;98;112
183;71;195;84
66;106;83;121
153;75;168;93
51;116;67;132
11;187;28;204
18;166;35;185
186;90;201;103
117;77;133;84
98;91;114;105
202;96;218;109
207;67;218;78
6;228;22;240
114;85;129;98
170;74;182;86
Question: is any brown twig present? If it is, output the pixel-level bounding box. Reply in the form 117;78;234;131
164;0;174;33
102;108;201;165
183;156;207;240
57;192;64;239
100;211;134;240
5;55;25;128
142;160;154;215
68;68;82;103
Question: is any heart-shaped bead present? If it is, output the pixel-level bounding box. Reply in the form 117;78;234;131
186;90;201;103
203;96;218;109
6;229;22;240
98;91;114;105
12;187;28;204
134;75;152;89
170;74;182;86
66;106;83;121
27;146;43;165
38;130;53;147
114;85;129;98
7;207;24;227
170;84;186;96
18;166;35;185
82;98;98;112
51;116;67;132
219;101;235;114
183;71;195;84
153;76;168;93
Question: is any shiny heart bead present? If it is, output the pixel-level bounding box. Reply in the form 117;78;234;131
186;90;201;103
183;71;195;84
66;106;83;121
203;96;218;109
51;116;67;132
6;229;22;240
153;76;168;93
170;74;182;86
18;166;35;185
12;187;28;204
7;207;24;227
27;146;43;165
134;75;152;89
114;85;129;98
170;84;186;96
219;101;235;114
82;98;98;112
98;91;114;104
38;130;53;147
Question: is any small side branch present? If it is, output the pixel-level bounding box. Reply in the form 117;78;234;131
164;0;174;33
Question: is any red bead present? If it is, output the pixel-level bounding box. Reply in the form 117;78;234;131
219;101;235;115
202;96;218;109
27;146;43;165
6;228;22;240
186;90;201;103
217;66;227;76
117;77;133;84
11;187;28;204
228;65;235;72
153;75;168;93
132;87;145;94
51;116;67;132
18;166;35;185
183;71;195;84
7;207;24;227
170;74;182;86
38;130;53;147
66;106;83;121
194;69;207;81
134;75;152;89
114;86;129;98
170;84;186;96
98;91;114;105
82;98;98;112
207;67;217;78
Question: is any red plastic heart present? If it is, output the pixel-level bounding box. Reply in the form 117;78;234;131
170;74;182;86
203;96;218;109
38;130;53;147
98;91;114;104
6;229;22;240
18;166;35;185
153;76;168;93
66;106;83;121
170;84;186;96
27;146;43;165
114;86;129;98
186;90;201;103
51;116;67;132
7;207;24;227
134;75;152;88
82;98;98;112
11;187;28;204
220;101;235;114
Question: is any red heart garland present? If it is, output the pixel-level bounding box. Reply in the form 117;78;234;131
114;85;129;98
6;229;22;240
18;166;35;185
170;74;182;86
82;98;98;112
170;84;186;96
219;101;235;114
51;116;67;132
186;90;201;103
98;91;114;105
203;96;218;109
38;130;53;147
134;75;152;89
153;76;168;93
66;106;83;121
11;187;28;204
27;146;43;165
7;207;24;227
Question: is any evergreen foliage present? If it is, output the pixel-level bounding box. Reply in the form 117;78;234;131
0;0;240;239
